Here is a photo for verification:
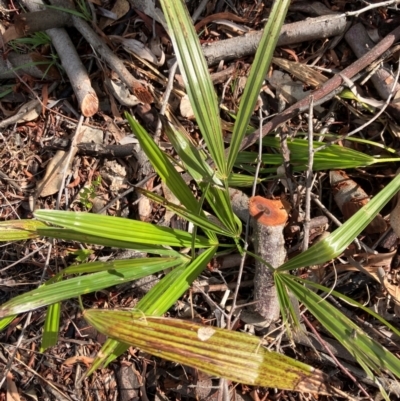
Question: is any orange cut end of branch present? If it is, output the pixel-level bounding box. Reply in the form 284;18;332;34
249;196;288;226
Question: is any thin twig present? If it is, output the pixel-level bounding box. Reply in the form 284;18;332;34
97;173;157;214
56;114;84;210
303;314;374;401
0;244;47;273
303;96;314;252
345;0;400;16
154;60;179;142
315;60;400;152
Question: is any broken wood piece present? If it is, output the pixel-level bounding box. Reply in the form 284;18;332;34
71;16;153;104
229;188;250;222
19;0;99;117
249;196;288;323
45;27;99;117
330;170;387;234
345;23;400;123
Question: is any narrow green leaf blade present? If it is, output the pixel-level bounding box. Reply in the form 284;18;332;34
236;137;378;171
36;228;180;256
279;274;400;379
205;185;241;235
0;315;16;331
160;0;226;177
137;188;236;237
278;172;400;271
138;246;218;316
227;0;290;171
228;173;263;187
0;257;183;318
162;117;222;186
34;210;217;248
125;113;203;214
40;303;61;352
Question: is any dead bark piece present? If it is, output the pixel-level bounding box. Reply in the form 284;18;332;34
77;143;135;157
345;23;400;101
49;0;152;103
20;0;99;117
249;196;288;323
330;170;387;234
201;14;348;66
114;365;141;401
14;9;71;36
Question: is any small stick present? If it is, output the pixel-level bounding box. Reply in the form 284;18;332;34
20;0;98;117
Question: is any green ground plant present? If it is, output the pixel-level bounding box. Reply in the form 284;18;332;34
1;0;400;397
78;175;101;210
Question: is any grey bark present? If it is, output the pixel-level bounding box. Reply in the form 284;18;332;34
201;14;348;66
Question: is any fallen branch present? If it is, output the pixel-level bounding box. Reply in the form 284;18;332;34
201;14;348;66
234;24;400;153
14;9;71;35
71;15;153;104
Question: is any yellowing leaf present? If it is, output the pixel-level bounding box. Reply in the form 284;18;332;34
83;309;345;396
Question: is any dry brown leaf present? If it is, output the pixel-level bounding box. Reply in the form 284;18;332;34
180;94;195;119
36;126;103;197
272;57;329;87
99;0;129;29
6;373;21;401
63;355;94;367
103;115;126;142
383;278;400;306
105;77;141;107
